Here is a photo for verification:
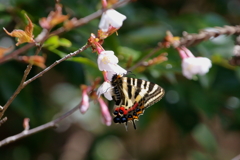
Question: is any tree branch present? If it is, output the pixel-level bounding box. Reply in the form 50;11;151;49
128;47;162;71
129;25;240;71
24;43;90;86
0;104;80;147
0;64;33;117
175;25;240;47
0;44;90;119
0;44;45;119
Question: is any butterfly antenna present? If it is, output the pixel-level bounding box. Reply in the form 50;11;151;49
132;120;137;130
126;71;136;77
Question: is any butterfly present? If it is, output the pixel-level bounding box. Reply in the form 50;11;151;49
110;74;165;129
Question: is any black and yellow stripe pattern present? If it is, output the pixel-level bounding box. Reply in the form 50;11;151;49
111;74;164;129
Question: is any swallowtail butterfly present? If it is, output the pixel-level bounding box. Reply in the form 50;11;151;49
111;74;165;129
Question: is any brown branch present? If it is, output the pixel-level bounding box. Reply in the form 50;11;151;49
129;25;240;71
128;47;162;71
175;25;240;47
0;44;90;119
0;43;34;64
0;0;131;64
0;44;45;119
0;104;80;147
24;43;90;86
0;64;33;118
0;43;90;145
0;117;7;126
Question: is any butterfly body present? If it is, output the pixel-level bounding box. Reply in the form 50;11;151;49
111;74;164;129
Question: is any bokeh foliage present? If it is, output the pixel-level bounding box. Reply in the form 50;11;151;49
1;0;240;160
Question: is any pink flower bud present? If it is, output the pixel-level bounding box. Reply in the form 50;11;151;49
79;85;90;114
98;97;111;126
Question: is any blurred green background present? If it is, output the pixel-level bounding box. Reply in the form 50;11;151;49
1;0;240;159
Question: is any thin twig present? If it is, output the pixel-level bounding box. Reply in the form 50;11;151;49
175;25;240;47
24;43;90;86
0;44;44;119
0;44;90;119
0;117;7;126
128;47;162;71
0;104;80;147
0;64;33;118
129;25;240;71
0;0;131;64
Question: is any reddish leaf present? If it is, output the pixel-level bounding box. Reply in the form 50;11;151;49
3;14;35;46
21;55;46;69
39;4;69;29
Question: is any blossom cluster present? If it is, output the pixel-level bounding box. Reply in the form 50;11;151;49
82;1;213;126
79;3;128;126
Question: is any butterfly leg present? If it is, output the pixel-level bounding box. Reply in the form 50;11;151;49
132;120;137;129
124;121;128;131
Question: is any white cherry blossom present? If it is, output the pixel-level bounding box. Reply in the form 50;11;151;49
97;81;113;100
182;57;212;79
98;51;127;80
99;9;126;32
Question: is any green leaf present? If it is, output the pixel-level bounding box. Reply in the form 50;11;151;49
44;36;72;50
44;35;59;50
58;38;72;47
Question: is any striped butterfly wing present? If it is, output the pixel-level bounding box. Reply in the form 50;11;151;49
111;74;164;129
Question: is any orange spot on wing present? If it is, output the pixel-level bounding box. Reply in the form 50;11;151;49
139;105;145;109
133;116;138;120
136;110;143;115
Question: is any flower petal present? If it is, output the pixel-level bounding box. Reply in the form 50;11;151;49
99;13;109;32
196;57;212;75
182;57;212;79
99;9;126;32
105;9;126;28
97;50;119;71
97;81;113;100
